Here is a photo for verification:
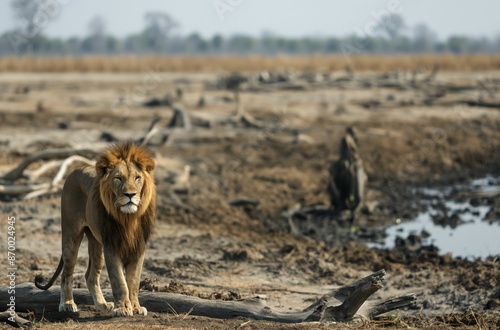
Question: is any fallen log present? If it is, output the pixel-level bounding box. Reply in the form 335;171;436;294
1;148;98;181
0;183;49;195
1;270;416;323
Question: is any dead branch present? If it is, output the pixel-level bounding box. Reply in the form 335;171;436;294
423;64;440;83
1;155;95;200
141;116;162;144
430;99;500;109
1;148;98;181
51;155;95;187
0;310;32;328
0;183;50;196
3;270;416;323
26;160;61;181
22;155;95;200
228;198;260;207
168;107;192;129
22;187;58;200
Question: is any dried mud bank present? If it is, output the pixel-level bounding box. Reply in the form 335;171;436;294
0;71;499;328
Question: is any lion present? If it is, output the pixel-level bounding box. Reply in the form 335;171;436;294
35;142;156;317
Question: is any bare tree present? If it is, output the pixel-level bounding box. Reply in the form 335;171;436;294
87;15;107;53
143;12;178;52
413;23;437;52
10;0;60;54
11;0;39;53
11;0;38;34
88;16;106;37
375;14;406;40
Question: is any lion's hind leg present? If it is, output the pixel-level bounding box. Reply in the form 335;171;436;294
59;230;84;313
85;229;114;312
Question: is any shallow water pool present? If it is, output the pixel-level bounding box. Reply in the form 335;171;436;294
370;177;500;259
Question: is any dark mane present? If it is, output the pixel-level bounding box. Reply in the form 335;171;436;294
93;143;156;263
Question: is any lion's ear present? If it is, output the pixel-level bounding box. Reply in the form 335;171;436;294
96;157;109;177
142;157;155;173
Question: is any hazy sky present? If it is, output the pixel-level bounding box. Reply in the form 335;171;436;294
0;0;498;40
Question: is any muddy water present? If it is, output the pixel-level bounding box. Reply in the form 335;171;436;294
372;177;500;259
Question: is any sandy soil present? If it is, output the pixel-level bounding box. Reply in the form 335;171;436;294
0;71;499;329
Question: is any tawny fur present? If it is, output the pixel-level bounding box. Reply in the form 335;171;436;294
35;142;156;317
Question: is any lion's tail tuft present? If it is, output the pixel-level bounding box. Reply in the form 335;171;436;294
34;257;63;290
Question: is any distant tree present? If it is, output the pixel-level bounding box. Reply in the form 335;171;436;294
375;14;406;40
447;35;470;54
66;37;82;54
228;35;255;54
434;41;448;53
143;12;178;52
301;37;324;54
124;34;144;53
325;37;341;53
494;35;500;53
106;36;122;53
260;31;278;54
413;24;437;53
393;36;412;53
210;34;224;53
10;0;41;53
88;16;106;37
85;16;106;53
186;33;208;53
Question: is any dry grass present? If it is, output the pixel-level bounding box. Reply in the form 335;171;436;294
0;54;499;73
28;312;499;329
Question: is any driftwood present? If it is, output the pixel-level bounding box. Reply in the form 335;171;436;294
23;155;95;200
0;154;95;200
1;270;416;323
1;148;97;181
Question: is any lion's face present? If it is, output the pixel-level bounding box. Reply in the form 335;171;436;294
109;162;145;214
96;143;155;219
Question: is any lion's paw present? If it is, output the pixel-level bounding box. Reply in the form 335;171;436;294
112;307;133;317
96;302;114;312
133;306;147;316
59;302;78;313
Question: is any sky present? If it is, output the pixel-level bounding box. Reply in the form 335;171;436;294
0;0;498;40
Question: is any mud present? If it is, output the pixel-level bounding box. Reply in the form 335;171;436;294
0;72;499;329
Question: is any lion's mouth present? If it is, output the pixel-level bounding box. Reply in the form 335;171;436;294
120;201;138;214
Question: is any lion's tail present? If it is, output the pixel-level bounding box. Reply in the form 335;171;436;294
34;257;63;290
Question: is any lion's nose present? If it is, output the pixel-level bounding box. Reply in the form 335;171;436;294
124;193;136;199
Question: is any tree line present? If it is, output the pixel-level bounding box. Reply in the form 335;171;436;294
0;7;499;56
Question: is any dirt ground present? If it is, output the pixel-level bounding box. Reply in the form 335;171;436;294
0;70;499;329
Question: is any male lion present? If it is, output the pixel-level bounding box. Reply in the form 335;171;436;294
35;142;156;317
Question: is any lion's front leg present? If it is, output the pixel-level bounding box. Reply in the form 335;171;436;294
86;232;114;312
104;250;133;317
125;254;147;315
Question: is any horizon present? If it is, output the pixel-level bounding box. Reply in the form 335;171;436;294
0;1;499;41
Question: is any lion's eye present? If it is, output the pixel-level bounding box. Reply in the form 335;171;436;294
114;177;123;182
135;176;141;182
